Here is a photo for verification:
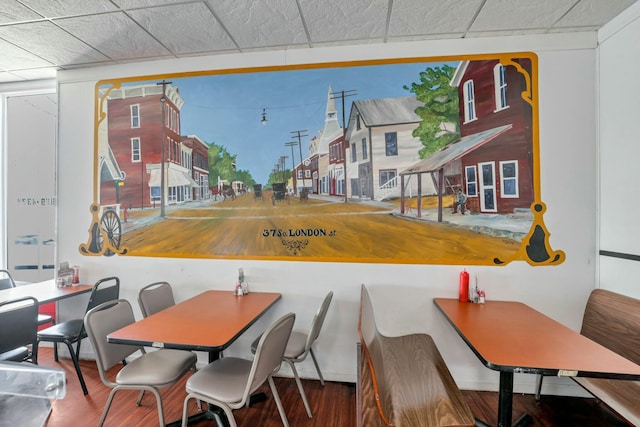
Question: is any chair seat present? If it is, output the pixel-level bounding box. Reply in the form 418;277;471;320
117;349;196;386
0;346;30;362
37;319;84;341
38;313;54;325
186;357;252;403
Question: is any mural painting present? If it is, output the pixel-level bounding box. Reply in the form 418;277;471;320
79;52;565;266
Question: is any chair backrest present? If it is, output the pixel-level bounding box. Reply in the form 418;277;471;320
0;296;39;358
580;289;640;366
304;291;333;351
138;281;175;317
0;269;16;290
87;276;120;313
358;285;378;352
246;312;295;400
358;284;392;425
84;299;142;385
77;276;120;341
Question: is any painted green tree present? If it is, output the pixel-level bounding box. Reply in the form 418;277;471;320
404;65;460;158
267;169;291;188
207;143;235;186
207;143;255;189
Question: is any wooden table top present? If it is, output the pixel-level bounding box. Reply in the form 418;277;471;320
108;290;281;353
434;298;640;380
0;280;92;305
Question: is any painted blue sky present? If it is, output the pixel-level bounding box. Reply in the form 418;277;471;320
169;60;459;185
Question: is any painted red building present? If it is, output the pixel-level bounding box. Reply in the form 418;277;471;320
100;83;197;209
328;134;345;196
400;58;534;216
181;135;211;201
451;58;534;214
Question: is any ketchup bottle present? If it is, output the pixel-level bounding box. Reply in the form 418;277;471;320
459;269;469;302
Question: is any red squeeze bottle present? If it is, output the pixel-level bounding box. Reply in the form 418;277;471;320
459;269;469;302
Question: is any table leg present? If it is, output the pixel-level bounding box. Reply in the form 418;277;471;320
497;371;532;427
498;371;514;427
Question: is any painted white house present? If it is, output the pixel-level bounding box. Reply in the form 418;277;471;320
345;96;436;200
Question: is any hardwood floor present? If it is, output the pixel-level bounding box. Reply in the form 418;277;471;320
39;348;630;427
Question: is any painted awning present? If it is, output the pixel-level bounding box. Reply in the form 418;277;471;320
148;168;198;187
400;124;513;175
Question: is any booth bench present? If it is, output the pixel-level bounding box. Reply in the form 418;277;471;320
536;289;640;425
356;285;475;427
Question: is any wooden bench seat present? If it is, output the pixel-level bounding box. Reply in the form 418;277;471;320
537;289;640;426
357;285;474;427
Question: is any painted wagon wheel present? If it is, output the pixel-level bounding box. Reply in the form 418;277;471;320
98;209;122;256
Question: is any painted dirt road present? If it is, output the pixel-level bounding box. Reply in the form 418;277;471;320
121;191;521;264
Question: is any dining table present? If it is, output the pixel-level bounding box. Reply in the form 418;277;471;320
107;289;282;427
433;297;640;427
0;279;92;305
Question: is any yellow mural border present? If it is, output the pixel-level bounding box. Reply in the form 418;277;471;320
79;52;564;266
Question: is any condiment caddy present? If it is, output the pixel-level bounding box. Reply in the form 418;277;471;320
458;269;485;304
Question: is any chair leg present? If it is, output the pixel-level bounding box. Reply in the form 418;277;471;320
50;319;58;361
309;348;325;385
99;388;119;427
189;365;202;410
65;340;88;395
285;359;312;418
147;386;166;427
268;375;290;427
535;374;544;401
220;404;237;427
181;394;193;427
136;390;145;406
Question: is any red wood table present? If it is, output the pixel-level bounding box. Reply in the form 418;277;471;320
433;298;640;427
108;290;281;362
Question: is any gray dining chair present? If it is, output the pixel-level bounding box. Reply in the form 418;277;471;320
251;290;333;418
85;299;198;427
0;296;39;364
136;281;202;409
37;276;120;395
138;281;175;317
182;312;296;427
0;269;56;329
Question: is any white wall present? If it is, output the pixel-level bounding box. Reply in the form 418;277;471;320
598;2;640;299
56;32;598;395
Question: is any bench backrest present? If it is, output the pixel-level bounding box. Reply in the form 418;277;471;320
580;289;640;366
358;284;393;426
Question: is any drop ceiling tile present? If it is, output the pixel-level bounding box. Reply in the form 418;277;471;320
547;26;600;33
388;0;484;36
0;0;43;23
208;0;309;49
0;38;54;70
18;0;118;17
466;28;551;38
54;12;172;61
112;0;191;7
0;21;109;66
127;3;236;54
469;0;576;32
298;0;387;43
388;33;467;42
555;0;637;27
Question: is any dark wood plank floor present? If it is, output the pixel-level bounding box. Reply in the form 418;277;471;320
39;348;631;427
